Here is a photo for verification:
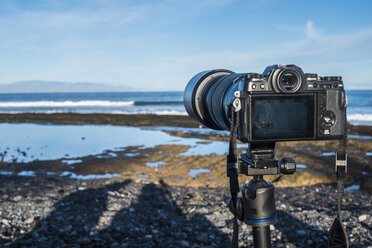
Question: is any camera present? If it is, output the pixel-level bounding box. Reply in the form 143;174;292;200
184;64;347;143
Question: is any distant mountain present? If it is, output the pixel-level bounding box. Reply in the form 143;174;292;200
0;80;133;93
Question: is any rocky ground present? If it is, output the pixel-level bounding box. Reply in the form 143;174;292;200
0;175;370;248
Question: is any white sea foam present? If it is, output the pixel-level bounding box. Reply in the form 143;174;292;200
0;109;188;115
110;110;188;115
0;100;135;107
348;114;372;121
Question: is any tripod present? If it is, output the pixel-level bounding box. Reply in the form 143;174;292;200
229;143;296;248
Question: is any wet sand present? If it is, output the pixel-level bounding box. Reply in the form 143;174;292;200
0;113;371;192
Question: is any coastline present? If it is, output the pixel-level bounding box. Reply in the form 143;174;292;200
0;113;370;192
0;113;371;136
0;114;371;246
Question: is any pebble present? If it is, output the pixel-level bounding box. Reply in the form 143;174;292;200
24;217;34;224
0;178;370;247
196;232;209;244
43;207;51;213
180;240;189;247
12;195;22;202
296;230;306;237
358;214;367;222
77;237;91;245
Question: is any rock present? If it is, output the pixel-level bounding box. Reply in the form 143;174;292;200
24;217;34;224
196;232;209;244
285;242;296;248
2;219;9;225
180;240;189;247
12;195;22;202
360;177;372;193
31;232;40;239
296;229;306;237
43;207;51;213
77;237;91;245
358;214;367;222
307;240;314;245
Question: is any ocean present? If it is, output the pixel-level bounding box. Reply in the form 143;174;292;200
0;90;370;125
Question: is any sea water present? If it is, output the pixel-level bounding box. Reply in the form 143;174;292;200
0;90;370;125
0;123;233;163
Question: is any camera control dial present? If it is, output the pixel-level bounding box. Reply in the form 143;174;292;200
320;111;336;128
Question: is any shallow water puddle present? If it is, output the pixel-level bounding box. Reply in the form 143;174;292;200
296;164;308;169
60;171;122;180
146;161;166;167
345;184;360;191
189;168;211;178
320;152;334;157
136;174;150;178
0;123;236;163
62;159;83;165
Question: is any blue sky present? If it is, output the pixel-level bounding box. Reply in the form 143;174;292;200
0;0;372;90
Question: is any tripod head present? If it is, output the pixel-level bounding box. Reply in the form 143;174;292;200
229;142;297;248
239;142;296;176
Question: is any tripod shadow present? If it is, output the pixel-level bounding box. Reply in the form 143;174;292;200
9;179;132;247
93;180;231;247
7;179;231;247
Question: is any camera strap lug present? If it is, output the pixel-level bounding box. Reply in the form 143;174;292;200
335;153;347;173
232;98;241;112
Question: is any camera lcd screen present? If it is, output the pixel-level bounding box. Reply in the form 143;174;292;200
251;95;315;140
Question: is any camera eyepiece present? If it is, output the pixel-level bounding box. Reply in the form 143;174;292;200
271;67;304;93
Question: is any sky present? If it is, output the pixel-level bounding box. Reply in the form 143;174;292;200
0;0;372;90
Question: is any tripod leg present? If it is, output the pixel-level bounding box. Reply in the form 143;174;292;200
252;226;271;248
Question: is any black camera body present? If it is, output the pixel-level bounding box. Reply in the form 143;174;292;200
184;64;347;143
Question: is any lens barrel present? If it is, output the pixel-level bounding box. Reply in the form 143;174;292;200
184;69;242;130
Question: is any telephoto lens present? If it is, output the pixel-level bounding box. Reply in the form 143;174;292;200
183;69;243;131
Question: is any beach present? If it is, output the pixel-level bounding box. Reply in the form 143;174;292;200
0;113;371;247
0;113;371;191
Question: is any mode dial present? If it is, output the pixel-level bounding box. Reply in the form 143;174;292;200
246;73;262;79
324;76;342;81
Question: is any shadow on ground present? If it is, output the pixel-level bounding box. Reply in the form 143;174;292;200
6;180;231;247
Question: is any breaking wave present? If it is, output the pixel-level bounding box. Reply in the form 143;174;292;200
0;100;135;107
